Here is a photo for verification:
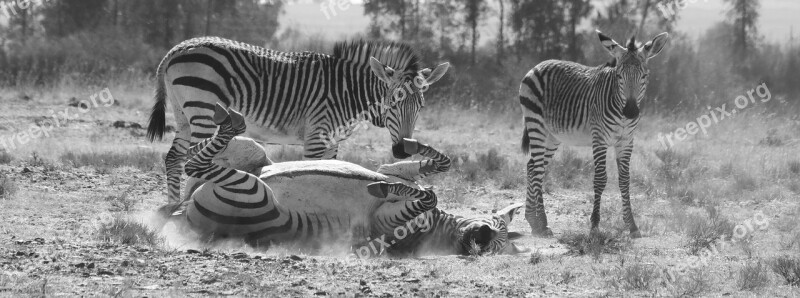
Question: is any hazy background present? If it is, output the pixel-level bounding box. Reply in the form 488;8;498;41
0;0;798;113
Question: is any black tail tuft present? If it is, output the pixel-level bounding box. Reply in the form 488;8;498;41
521;126;529;155
146;76;167;142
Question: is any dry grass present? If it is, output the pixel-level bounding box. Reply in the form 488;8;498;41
0;149;13;164
557;229;629;259
0;174;18;199
738;261;772;290
60;149;162;172
771;256;800;287
682;208;734;255
96;216;162;247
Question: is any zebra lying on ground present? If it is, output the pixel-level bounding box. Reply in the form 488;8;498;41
519;30;669;237
162;104;526;256
146;37;450;204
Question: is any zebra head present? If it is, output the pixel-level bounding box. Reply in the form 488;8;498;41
598;30;669;119
458;203;527;255
368;57;449;159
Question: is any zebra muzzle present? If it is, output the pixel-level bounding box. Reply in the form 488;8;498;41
392;142;412;159
622;98;640;119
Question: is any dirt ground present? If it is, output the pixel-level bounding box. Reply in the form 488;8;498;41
0;87;799;297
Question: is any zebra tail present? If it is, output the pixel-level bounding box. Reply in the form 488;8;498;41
146;56;168;142
521;126;529;155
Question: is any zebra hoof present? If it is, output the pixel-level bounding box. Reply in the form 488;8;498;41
213;103;230;125
630;230;642;238
402;138;419;155
228;108;246;133
367;182;389;198
530;226;553;237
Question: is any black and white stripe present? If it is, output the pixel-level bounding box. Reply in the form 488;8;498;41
518;30;669;237
146;37;449;204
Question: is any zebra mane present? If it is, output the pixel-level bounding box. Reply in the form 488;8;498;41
332;40;421;74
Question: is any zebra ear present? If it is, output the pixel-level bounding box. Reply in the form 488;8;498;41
423;62;450;85
496;202;524;223
597;30;625;58
642;32;670;60
369;57;394;83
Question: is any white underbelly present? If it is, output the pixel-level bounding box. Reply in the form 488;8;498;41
550;129;593;146
244;118;305;146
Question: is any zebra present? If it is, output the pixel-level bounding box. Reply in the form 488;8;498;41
166;103;526;256
518;30;669;237
146;37;450;204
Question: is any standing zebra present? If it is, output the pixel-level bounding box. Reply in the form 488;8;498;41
146;37;450;203
519;30;669;237
168;103;526;256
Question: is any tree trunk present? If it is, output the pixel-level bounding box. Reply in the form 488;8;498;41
638;0;651;33
205;0;213;36
497;0;504;63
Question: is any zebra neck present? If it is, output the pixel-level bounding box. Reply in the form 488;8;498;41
332;61;389;128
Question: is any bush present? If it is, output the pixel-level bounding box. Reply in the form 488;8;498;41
0;175;18;199
615;262;660;291
738;262;771;290
771;256;800;287
683;209;734;255
61;149;162;172
97;216;162;246
557;229;628;259
0;150;13;164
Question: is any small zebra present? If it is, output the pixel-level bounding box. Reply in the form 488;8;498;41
146;37;450;203
519;30;669;237
167;104;526;256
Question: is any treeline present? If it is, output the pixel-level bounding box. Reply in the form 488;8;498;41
0;0;282;85
0;0;797;113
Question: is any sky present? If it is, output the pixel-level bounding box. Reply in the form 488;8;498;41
281;0;800;44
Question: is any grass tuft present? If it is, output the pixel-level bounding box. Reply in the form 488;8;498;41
615;262;660;291
61;149;162;172
529;250;543;265
97;216;162;247
557;229;627;259
0;150;13;164
0;175;18;199
738;261;771;290
770;256;800;286
683;208;734;255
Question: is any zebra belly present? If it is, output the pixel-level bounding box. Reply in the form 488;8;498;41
242;115;306;146
260;160;418;234
548;128;593;146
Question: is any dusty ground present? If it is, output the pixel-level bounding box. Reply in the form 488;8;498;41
0;86;799;297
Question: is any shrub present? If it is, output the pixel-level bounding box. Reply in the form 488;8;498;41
738;262;771;290
60;149;162;172
97;216;161;246
616;262;660;291
0;150;13;164
0;175;18;199
683;210;734;255
771;256;800;286
558;229;627;259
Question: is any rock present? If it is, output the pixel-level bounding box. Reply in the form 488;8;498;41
186;249;200;254
289;255;303;261
112;121;127;128
97;270;114;276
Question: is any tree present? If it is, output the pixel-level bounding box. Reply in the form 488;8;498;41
565;0;591;61
364;0;411;39
463;0;487;65
723;0;760;62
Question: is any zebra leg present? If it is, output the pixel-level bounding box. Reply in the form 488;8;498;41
165;130;191;204
524;128;552;236
590;143;609;231
367;182;436;209
615;140;640;238
541;135;560;195
184;104;248;180
404;138;451;177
